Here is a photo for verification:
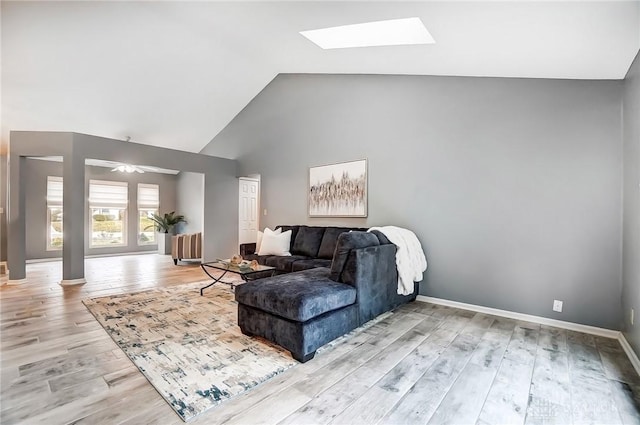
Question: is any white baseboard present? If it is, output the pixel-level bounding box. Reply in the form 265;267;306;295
59;278;86;286
85;251;156;259
416;295;619;339
7;278;27;285
25;258;62;264
619;333;640;376
27;251;156;264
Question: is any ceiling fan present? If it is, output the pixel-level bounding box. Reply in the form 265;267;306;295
109;138;166;174
111;163;146;173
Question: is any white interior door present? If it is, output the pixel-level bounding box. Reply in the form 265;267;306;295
238;178;259;245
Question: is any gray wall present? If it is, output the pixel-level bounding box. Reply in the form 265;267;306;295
176;171;204;235
24;158;177;260
203;74;624;330
622;51;640;353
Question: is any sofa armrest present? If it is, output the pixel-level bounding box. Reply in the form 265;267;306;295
340;244;399;324
240;243;257;257
330;232;381;281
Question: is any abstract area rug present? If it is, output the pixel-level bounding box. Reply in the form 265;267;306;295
83;282;297;422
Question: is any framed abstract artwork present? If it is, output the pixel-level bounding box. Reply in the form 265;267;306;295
308;159;367;217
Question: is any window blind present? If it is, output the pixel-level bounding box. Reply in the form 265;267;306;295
46;176;63;207
138;184;159;209
89;180;128;208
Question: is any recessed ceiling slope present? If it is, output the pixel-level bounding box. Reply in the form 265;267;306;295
2;1;639;154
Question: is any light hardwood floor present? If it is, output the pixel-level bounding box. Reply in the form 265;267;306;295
1;254;639;424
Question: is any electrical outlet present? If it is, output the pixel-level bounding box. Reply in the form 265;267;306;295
631;308;635;326
263;209;268;216
553;300;563;313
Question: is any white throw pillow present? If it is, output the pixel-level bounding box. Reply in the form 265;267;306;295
265;227;282;235
258;230;292;256
256;227;281;252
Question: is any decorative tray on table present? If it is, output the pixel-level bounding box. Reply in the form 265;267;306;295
216;258;254;271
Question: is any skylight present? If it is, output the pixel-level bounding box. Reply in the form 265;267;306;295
300;17;434;50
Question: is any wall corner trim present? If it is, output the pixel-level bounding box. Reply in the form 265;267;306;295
416;295;619;338
619;333;640;376
59;278;86;286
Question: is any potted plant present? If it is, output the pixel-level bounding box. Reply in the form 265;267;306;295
146;212;187;254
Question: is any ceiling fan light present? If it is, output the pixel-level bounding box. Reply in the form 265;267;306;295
111;164;144;173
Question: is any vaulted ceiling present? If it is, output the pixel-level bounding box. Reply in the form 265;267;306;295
2;1;639;155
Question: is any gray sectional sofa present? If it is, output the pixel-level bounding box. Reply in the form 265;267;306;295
239;225;368;273
235;226;418;362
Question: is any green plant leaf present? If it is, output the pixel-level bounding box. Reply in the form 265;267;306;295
144;211;187;233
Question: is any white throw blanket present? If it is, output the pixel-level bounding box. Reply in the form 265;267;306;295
368;226;427;296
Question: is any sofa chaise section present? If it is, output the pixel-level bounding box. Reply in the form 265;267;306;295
235;268;358;362
235;231;418;362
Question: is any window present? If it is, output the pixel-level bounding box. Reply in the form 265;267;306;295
89;180;128;247
138;183;159;245
46;176;63;250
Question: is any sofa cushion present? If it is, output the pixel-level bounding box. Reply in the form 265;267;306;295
257;227;282;252
265;255;308;272
243;254;275;265
291;226;326;257
235;268;356;322
276;226;300;252
330;232;381;282
369;229;392;245
258;229;292;256
317;227;353;259
291;259;332;272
